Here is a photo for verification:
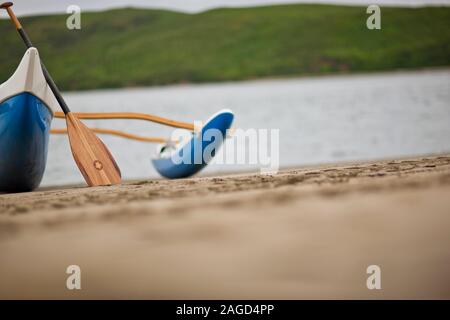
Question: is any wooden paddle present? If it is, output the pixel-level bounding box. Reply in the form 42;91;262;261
1;2;121;186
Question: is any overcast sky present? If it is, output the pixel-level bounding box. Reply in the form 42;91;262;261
1;0;450;17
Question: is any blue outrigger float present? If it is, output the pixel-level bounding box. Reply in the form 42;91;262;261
152;110;234;179
0;48;57;192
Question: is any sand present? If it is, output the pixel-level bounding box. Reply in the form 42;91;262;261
1;155;450;299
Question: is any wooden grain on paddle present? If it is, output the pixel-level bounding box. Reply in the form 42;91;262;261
66;113;121;186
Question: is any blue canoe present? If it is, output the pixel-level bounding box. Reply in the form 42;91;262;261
0;48;57;193
152;109;234;179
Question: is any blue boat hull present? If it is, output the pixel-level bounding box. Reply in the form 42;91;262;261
0;93;52;193
152;110;234;179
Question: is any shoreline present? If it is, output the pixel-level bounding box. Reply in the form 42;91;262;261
37;151;450;191
1;154;450;299
58;67;450;94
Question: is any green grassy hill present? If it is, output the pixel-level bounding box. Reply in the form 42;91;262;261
0;4;449;90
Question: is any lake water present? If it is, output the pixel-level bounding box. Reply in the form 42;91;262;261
43;69;450;186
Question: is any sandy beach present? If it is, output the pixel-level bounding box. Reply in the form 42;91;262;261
1;155;449;299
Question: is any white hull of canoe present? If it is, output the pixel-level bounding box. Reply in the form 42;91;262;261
0;48;56;192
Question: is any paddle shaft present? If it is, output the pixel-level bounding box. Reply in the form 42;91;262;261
2;4;70;114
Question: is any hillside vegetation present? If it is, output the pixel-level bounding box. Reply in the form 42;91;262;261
0;4;449;90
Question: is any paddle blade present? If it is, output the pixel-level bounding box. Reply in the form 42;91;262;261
65;112;121;186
